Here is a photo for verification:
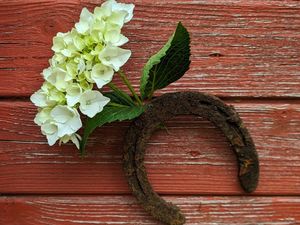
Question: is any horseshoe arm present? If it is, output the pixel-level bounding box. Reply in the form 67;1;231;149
123;92;259;225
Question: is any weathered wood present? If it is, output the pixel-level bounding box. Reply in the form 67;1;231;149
0;100;299;194
0;0;300;97
1;0;300;223
1;196;300;225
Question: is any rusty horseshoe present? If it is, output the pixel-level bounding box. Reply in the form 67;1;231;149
123;92;259;225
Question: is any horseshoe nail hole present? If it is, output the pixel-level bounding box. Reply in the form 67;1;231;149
189;151;201;157
209;52;224;57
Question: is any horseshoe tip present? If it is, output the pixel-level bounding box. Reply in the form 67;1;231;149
239;170;259;193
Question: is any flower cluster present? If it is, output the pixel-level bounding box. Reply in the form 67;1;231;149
30;0;134;148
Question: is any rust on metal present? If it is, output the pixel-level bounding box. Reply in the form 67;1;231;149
123;92;259;225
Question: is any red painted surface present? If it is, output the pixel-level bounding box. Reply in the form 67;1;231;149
0;0;300;224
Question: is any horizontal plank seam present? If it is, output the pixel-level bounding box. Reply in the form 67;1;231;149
1;193;300;197
1;96;300;103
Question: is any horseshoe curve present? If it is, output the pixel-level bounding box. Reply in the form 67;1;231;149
123;92;259;225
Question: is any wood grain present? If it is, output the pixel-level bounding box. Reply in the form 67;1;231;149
1;0;300;224
0;100;299;194
1;196;300;225
1;0;300;97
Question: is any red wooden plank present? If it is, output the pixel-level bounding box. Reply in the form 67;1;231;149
0;0;300;97
1;196;300;225
0;101;299;194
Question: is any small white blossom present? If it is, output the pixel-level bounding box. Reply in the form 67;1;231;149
99;46;131;71
41;122;60;146
34;107;52;126
91;63;114;88
102;0;134;23
66;83;83;106
104;28;128;46
75;8;94;34
51;105;82;137
79;90;110;118
44;68;72;91
30;90;52;107
59;133;82;149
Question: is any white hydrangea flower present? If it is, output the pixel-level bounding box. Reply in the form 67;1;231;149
79;90;110;118
75;8;94;34
50;105;82;137
34;107;52;126
31;0;134;149
91;63;114;88
59;133;82;149
66;61;79;78
66;83;83;106
99;46;131;71
52;32;66;53
44;68;72;91
52;31;78;57
30;89;55;107
102;0;134;23
41;122;60;146
104;28;128;46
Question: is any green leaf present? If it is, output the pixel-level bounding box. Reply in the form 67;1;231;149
79;96;145;155
140;22;191;99
106;83;136;106
104;91;134;107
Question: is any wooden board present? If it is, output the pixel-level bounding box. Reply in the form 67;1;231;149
0;100;299;194
1;0;300;224
1;196;300;225
1;0;300;97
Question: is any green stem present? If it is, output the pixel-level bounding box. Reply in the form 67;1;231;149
107;82;135;106
107;82;120;92
118;69;143;106
108;102;128;108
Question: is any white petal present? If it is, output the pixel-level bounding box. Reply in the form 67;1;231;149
104;29;128;46
75;21;89;34
106;11;127;27
91;63;114;88
59;135;70;145
66;62;78;78
80;103;100;118
99;46;131;71
46;68;70;91
114;34;128;46
77;58;86;74
51;105;73;123
66;95;81;107
46;133;59;146
41;122;58;135
34;108;52;126
73;35;85;51
52;35;65;52
75;8;94;34
59;133;81;149
67;110;82;131
66;84;82;106
71;134;80;149
30;90;48;107
80;7;93;22
42;67;52;80
104;0;134;23
79;90;110;118
104;29;120;44
61;49;72;57
52;106;82;137
94;2;112;20
57;123;75;137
